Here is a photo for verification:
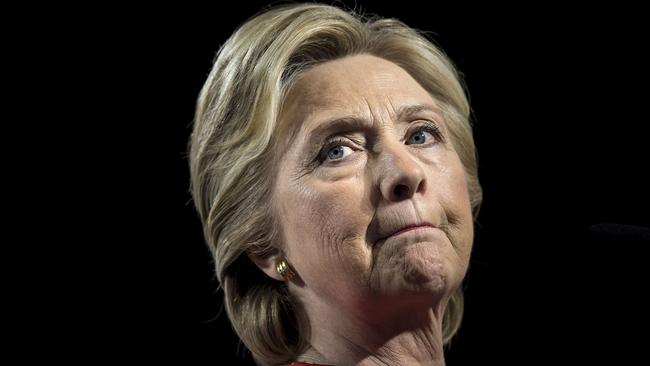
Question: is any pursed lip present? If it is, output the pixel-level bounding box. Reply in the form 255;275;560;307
376;222;436;244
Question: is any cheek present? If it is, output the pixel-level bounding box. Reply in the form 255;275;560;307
441;157;475;266
278;177;373;281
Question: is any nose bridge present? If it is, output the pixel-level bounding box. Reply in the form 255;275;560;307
374;138;427;202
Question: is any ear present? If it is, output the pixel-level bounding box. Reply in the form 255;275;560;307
246;250;286;282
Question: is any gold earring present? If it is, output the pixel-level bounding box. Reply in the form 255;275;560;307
276;257;296;281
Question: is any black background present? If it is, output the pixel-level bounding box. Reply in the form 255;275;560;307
27;1;649;364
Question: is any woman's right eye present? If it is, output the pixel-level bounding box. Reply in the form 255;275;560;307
318;138;355;163
321;145;352;162
324;145;353;161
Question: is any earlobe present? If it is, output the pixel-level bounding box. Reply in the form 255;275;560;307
247;251;295;282
275;257;297;281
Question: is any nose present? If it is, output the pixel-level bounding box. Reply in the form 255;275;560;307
377;142;427;202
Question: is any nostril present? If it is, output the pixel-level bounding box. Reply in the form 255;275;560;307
393;184;410;199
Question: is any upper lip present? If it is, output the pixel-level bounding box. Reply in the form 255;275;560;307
376;222;435;244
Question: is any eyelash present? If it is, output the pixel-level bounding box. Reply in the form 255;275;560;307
317;121;444;164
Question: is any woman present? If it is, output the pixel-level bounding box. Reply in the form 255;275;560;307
188;3;482;365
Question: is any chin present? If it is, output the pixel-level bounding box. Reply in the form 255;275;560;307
400;264;454;299
369;241;464;299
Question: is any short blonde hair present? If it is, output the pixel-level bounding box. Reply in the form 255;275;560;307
187;3;482;365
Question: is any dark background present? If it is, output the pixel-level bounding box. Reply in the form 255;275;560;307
29;1;648;364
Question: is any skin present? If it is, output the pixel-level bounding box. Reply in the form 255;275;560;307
250;54;474;366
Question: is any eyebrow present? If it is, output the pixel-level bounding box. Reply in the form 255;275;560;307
304;103;442;151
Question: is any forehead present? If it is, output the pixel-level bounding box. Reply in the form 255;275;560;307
280;54;436;132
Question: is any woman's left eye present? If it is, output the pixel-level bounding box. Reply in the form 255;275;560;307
406;123;443;145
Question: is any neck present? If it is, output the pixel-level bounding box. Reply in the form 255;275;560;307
296;293;449;366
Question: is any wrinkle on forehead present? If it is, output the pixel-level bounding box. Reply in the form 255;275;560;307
275;54;439;154
291;54;418;107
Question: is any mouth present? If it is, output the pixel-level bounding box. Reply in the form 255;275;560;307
376;223;436;244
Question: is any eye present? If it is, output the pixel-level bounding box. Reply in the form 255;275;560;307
319;138;354;163
315;122;443;166
405;122;444;146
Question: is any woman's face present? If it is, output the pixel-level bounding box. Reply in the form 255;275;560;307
271;54;474;315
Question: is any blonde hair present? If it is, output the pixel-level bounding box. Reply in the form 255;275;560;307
187;2;483;365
